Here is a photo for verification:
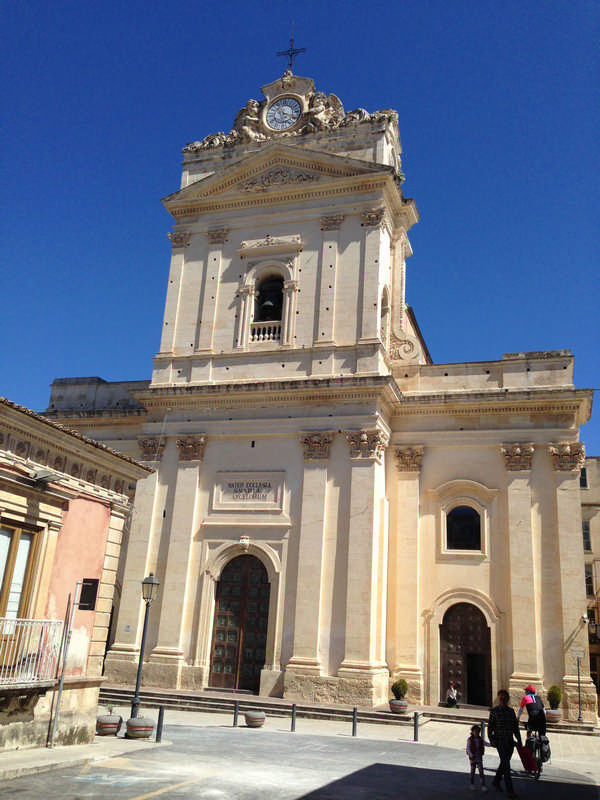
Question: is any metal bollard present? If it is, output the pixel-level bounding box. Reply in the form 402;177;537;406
291;703;296;732
352;707;357;737
233;700;239;727
413;711;419;742
156;705;165;743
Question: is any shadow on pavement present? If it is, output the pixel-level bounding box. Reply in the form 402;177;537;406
296;762;597;799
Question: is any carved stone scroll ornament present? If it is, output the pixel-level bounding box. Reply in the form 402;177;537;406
388;333;420;362
176;435;207;462
167;231;191;249
548;442;585;472
241;167;318;192
345;430;389;463
137;437;166;461
395;446;424;473
301;432;334;460
320;214;344;231
361;208;386;228
501;443;535;471
206;226;229;245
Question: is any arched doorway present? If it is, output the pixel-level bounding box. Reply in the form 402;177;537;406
209;554;270;692
440;603;491;706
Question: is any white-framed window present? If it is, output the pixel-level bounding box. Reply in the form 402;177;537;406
428;480;497;560
0;525;39;619
236;260;298;348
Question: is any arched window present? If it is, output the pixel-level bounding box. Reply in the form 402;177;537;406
447;506;481;550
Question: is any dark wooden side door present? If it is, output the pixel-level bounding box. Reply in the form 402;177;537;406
209;555;270;692
440;602;491;706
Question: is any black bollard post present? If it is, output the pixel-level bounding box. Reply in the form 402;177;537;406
291;703;296;732
233;700;239;727
352;707;357;737
413;711;419;742
156;705;165;743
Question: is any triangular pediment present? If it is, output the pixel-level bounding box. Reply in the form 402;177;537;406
162;144;398;216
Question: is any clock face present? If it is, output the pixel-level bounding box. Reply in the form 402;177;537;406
266;97;302;130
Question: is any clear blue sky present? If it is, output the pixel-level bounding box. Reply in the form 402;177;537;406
2;1;599;452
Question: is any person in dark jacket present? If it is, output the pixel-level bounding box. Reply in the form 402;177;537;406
488;689;522;798
516;684;546;735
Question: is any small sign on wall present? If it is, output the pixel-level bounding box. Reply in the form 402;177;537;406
213;472;285;511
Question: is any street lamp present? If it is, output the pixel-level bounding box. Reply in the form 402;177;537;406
130;572;160;719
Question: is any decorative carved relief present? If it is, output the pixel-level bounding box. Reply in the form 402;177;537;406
176;435;207;462
85;468;97;483
502;443;535;471
320;214;344;231
137;437;166;461
548;442;585;472
395;446;424;472
167;231;191;248
241;167;318;192
301;432;334;460
239;535;250;552
388;333;420;362
283;279;299;294
239;233;302;253
361;208;385;228
345;430;389;462
206;226;229;244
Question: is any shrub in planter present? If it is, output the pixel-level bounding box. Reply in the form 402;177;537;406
546;685;562;724
389;678;409;713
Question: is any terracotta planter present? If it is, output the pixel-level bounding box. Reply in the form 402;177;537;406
96;713;122;736
125;716;155;739
546;708;562;724
389;698;408;714
244;710;266;728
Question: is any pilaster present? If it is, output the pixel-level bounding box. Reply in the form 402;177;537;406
159;232;190;353
315;215;343;345
359;209;385;342
196;228;229;352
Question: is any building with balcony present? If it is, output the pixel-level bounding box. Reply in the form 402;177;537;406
0;398;150;749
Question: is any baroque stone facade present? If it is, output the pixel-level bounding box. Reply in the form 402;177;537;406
42;70;596;721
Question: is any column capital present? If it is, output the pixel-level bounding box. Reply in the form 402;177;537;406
320;213;344;231
206;226;229;245
345;429;389;463
361;208;385;228
300;432;334;460
502;443;535;471
394;446;424;472
548;441;585;472
167;231;191;249
176;435;207;462
283;279;299;294
137;437;165;461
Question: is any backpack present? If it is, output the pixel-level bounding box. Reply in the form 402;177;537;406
526;693;544;720
540;734;551;763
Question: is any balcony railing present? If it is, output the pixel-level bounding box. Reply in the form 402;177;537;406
250;321;281;343
0;618;63;688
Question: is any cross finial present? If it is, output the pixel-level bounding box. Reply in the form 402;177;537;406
276;27;306;70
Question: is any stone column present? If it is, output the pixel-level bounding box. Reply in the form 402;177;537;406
501;443;544;695
160;232;191;352
337;429;390;705
315;214;344;345
146;435;206;687
196;227;229;353
548;442;597;721
236;285;255;349
359;209;385;342
387;446;424;702
286;433;334;687
281;279;299;346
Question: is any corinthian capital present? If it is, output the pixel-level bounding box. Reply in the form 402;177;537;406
320;214;344;231
548;442;585;472
501;443;535;471
168;231;191;248
176;435;207;462
301;432;334;460
206;226;229;244
395;446;424;472
345;429;389;463
137;437;166;461
361;208;385;228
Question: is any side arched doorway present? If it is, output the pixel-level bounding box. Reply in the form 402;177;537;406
209;554;270;692
440;603;491;706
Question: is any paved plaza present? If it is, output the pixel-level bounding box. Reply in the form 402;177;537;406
1;707;598;799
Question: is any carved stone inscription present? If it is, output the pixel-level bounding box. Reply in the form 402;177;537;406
214;472;284;511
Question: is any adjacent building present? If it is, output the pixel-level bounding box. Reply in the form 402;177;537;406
44;70;597;720
582;457;600;694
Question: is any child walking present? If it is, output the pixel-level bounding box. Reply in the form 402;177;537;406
466;724;488;791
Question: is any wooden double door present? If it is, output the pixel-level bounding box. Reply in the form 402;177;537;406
440;603;491;706
209;555;270;692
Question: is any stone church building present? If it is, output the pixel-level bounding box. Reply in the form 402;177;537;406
45;70;596;719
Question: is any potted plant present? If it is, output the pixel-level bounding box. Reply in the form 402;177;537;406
389;678;409;713
546;685;562;724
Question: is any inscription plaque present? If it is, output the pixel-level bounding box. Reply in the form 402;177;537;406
214;472;284;511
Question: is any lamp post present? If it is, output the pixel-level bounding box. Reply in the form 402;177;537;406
130;572;160;719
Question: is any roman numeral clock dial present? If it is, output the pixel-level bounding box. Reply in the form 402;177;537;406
266;97;302;130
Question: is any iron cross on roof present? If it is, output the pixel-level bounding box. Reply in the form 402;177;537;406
276;33;306;70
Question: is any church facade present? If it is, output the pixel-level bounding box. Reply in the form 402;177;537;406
45;71;596;719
